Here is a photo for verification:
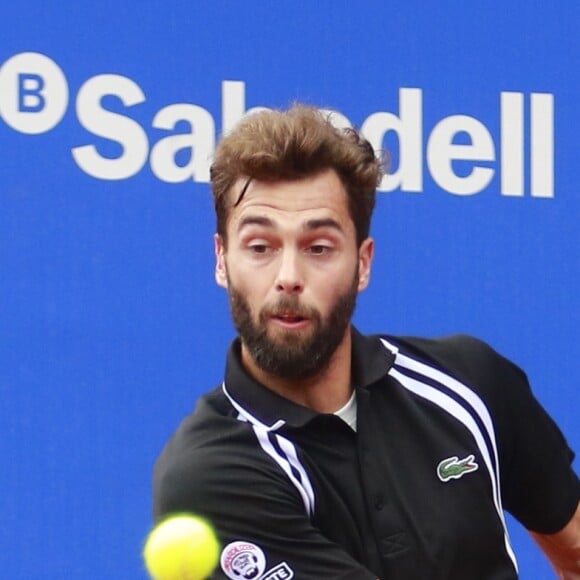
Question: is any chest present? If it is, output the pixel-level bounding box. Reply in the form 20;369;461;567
287;384;515;579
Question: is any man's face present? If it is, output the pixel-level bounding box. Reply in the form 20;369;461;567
215;169;373;380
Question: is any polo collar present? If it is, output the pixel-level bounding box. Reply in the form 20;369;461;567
223;326;395;430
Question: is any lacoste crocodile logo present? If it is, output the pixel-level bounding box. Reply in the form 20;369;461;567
437;454;479;482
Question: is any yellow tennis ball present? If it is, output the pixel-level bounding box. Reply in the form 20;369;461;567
143;514;220;580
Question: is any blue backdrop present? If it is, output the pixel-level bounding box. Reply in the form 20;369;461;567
1;2;578;578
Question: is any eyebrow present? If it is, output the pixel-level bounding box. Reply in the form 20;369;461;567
237;216;275;231
302;218;344;233
237;216;344;234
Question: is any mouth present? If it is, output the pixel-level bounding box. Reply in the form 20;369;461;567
270;312;310;329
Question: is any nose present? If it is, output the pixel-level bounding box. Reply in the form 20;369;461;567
275;249;304;294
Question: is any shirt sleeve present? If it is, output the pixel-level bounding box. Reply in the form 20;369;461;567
486;349;580;533
412;334;580;535
153;426;377;580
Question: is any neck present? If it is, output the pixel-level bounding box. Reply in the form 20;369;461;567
241;327;353;414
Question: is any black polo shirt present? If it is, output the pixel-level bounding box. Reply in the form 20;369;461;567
153;328;579;580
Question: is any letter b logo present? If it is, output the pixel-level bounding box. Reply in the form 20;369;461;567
0;52;68;134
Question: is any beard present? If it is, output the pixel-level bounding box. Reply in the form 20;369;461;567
228;273;359;381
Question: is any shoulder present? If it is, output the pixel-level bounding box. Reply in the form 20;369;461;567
155;389;240;473
387;333;513;370
379;333;539;447
382;333;528;403
152;386;302;521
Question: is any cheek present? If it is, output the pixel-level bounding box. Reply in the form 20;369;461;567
230;266;272;296
310;274;349;306
227;266;273;310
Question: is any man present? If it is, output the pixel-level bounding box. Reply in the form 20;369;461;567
153;105;579;579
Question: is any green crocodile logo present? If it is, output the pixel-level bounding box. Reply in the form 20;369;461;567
437;454;479;482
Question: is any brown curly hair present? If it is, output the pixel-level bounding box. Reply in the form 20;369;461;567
210;104;384;246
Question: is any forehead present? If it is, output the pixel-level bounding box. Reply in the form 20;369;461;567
227;169;353;233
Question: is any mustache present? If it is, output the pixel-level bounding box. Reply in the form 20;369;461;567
260;296;320;320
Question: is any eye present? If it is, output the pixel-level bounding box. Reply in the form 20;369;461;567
249;243;269;254
308;244;333;255
245;238;278;256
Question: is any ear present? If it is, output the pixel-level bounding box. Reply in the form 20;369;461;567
357;237;374;292
214;234;228;288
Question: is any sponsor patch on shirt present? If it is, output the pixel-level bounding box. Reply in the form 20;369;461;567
261;562;294;579
220;541;266;579
437;454;479;482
